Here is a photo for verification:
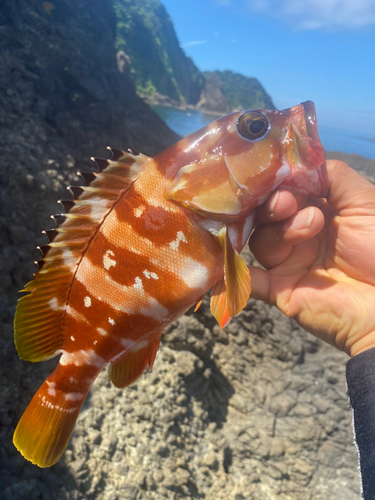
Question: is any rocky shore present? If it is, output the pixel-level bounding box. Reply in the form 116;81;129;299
1;2;375;499
2;145;373;500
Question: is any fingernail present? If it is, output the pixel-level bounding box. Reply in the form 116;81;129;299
269;191;279;213
291;207;314;230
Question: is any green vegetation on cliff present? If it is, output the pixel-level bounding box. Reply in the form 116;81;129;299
114;0;204;105
203;70;276;112
113;1;275;112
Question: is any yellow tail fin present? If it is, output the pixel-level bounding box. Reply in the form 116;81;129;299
13;378;85;467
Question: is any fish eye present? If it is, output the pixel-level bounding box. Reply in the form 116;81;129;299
236;111;270;142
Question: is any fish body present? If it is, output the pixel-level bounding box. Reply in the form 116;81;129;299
13;101;326;467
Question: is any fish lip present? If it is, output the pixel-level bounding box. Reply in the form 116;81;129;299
282;101;328;198
290;101;326;171
302;100;319;143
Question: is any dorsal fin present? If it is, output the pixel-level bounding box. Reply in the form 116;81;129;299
14;149;150;362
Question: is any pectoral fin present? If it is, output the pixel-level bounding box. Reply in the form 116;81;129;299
210;227;251;327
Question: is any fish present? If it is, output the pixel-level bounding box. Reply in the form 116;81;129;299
13;101;326;467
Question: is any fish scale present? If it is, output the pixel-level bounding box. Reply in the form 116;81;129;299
13;102;327;467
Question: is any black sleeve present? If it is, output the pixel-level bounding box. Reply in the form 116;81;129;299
347;346;375;500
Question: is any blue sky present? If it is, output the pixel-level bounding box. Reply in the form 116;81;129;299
161;0;375;135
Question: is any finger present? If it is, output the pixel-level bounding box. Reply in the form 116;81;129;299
250;206;325;269
249;266;271;303
256;190;299;225
249;237;321;305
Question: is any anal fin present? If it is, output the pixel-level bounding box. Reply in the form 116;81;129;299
108;337;161;388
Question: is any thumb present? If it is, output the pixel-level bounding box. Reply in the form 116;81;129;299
326;160;375;213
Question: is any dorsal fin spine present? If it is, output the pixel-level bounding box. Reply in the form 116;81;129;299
52;215;66;227
43;229;58;242
59;200;75;213
79;172;97;185
69;186;84;199
91;157;110;171
38;245;50;258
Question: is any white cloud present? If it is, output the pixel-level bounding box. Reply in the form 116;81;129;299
246;0;375;29
181;40;208;48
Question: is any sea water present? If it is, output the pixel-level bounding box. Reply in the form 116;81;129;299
152;105;375;160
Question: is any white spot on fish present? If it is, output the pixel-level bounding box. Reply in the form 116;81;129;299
60;349;105;367
130;340;149;352
134;205;146;218
98;327;108;336
140;297;169;321
103;249;116;270
273;162;292;190
77;257;163;317
169;231;187;250
64;392;84;401
108;317;115;325
121;338;135;349
69;376;76;383
84;296;91;308
198;219;223;236
133;276;143;290
70;335;75;341
60;248;77;268
88;196;110;222
129;247;142;255
66;305;90;325
46;381;56;397
94;340;97;345
281;128;293;145
49;297;64;311
143;269;159;280
179;258;208;289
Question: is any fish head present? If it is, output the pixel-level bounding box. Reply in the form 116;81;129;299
165;101;327;221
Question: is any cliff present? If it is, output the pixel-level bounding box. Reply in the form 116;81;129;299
0;0;179;325
0;0;179;491
200;70;276;113
114;0;205;106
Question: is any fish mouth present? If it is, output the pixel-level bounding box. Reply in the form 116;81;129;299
284;101;328;197
290;100;326;170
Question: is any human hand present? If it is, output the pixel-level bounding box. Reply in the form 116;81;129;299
249;160;375;357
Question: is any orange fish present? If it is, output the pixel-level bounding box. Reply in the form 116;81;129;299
13;101;326;467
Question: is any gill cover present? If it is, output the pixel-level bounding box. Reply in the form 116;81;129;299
165;110;271;220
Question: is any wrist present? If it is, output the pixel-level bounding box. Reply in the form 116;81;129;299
349;332;375;357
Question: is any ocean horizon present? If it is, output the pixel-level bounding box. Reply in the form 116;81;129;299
152;105;375;160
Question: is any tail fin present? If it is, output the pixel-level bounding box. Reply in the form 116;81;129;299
13;378;85;467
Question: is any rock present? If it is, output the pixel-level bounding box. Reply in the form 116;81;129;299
268;393;297;417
